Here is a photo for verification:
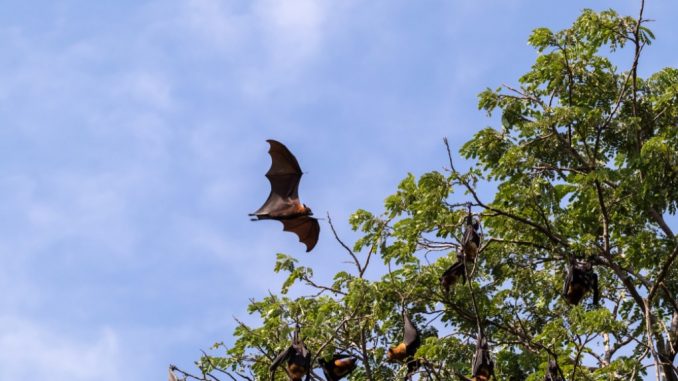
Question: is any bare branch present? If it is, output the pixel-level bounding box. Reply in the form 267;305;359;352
327;213;363;275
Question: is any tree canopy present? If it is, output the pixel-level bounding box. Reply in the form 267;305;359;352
172;3;677;380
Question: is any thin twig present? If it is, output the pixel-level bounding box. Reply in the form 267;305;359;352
327;213;363;275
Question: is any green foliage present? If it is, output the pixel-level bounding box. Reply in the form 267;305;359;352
186;5;677;381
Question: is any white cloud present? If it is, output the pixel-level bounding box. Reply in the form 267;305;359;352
177;0;352;99
0;171;142;262
183;0;327;57
116;72;174;110
254;0;326;62
170;215;286;289
182;0;246;48
0;317;120;381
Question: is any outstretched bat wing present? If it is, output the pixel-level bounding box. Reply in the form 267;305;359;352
255;140;304;215
281;216;320;252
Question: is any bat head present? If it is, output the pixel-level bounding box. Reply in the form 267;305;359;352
302;204;313;215
287;363;307;380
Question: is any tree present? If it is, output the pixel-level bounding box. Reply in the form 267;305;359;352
172;3;677;380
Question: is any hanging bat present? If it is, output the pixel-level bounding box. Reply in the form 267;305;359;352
388;311;421;379
562;259;599;306
270;325;311;381
461;214;481;261
319;354;358;381
544;359;565;381
440;252;467;292
471;331;494;381
250;139;320;252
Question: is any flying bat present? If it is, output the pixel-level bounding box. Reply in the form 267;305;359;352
562;258;599;306
388;311;421;379
270;325;311;381
250;139;320;252
471;331;494;381
319;354;358;381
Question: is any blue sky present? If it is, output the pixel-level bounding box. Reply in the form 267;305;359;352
0;1;676;380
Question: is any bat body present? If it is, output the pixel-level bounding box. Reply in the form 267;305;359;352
441;252;467;292
461;215;481;261
471;333;494;381
388;311;421;379
270;326;311;381
562;259;599;306
250;140;320;252
319;354;358;381
544;360;565;381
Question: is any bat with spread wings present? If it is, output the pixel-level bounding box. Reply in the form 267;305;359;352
250;140;320;252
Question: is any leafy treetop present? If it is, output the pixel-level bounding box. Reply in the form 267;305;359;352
172;3;677;381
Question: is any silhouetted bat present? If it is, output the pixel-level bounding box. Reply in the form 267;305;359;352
440;251;467;292
388;311;421;379
461;215;481;261
562;259;599;306
270;325;311;381
544;359;565;381
319;354;358;381
250;140;320;252
471;332;494;381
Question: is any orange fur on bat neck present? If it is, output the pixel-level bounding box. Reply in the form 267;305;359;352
387;342;408;361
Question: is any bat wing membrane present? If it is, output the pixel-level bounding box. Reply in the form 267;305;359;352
255;140;303;215
266;140;302;198
403;312;420;349
281;217;320;252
